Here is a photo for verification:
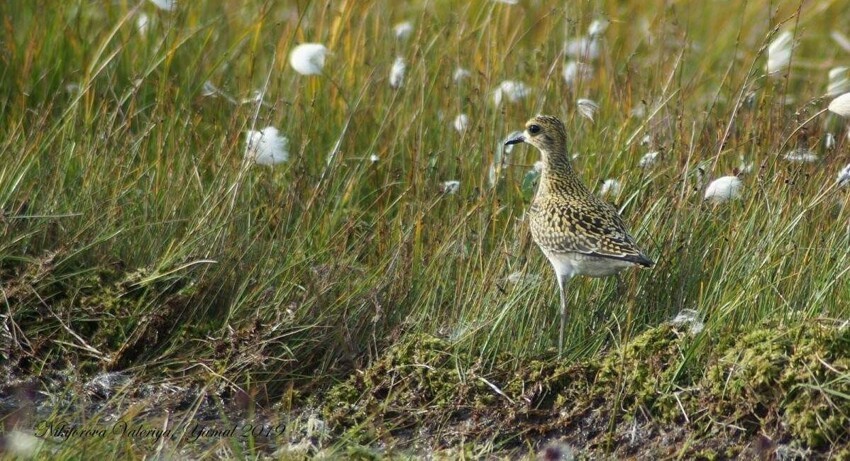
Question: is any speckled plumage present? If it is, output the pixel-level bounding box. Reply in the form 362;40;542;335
505;114;653;353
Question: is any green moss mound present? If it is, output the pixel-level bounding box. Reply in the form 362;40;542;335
322;320;850;457
705;320;850;449
323;334;497;443
595;324;696;422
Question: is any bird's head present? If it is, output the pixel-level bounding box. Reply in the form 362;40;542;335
504;115;568;155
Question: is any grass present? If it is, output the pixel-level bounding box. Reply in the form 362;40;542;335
1;0;850;458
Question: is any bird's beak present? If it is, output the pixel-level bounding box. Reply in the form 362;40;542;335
504;134;525;146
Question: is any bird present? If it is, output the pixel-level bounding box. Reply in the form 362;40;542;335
505;115;654;354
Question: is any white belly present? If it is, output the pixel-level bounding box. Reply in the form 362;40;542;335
542;249;635;279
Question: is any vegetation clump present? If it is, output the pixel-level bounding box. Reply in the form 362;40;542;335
6;262;199;373
323;321;850;456
594;324;696;422
705;320;850;449
323;334;495;442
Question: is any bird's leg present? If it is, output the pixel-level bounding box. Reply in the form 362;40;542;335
557;273;570;356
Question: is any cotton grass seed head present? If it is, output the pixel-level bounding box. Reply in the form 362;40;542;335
670;309;704;335
576;98;599;122
691;162;709;189
630;103;646;119
441;180;461;194
828;67;850;97
136;13;150;34
453;67;471;83
241;90;264;105
490;131;522;188
201;81;219;97
488;163;500;188
639;151;659;168
245;126;289;166
825;132;836;151
149;0;176;11
782;148;818;163
563;61;593;86
704;176;742;203
828;92;850;118
837;163;850;186
289;43;328;76
492;80;530;106
565;37;600;61
588;19;610;37
492;90;503;106
453;114;470;132
393;21;413;40
600;179;621;197
390;57;406;88
738;156;754;174
766;30;793;76
506;271;539;284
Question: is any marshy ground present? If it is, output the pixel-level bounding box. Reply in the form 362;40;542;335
2;0;850;459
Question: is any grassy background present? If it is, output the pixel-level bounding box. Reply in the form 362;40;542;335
2;0;850;456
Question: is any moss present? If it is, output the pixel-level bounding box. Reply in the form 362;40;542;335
320;320;850;455
707;328;791;404
594;324;696;422
72;271;134;348
344;444;384;460
835;447;850;461
505;359;597;412
30;267;200;371
691;448;720;460
704;321;850;448
429;444;477;460
322;333;492;440
779;324;850;448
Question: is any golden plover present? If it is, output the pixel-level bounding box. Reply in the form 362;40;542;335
505;115;654;354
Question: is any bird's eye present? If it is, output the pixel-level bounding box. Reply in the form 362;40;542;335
528;124;541;135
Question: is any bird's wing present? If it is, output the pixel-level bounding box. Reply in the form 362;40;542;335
530;198;653;266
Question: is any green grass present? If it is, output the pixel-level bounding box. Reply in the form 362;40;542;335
2;0;850;458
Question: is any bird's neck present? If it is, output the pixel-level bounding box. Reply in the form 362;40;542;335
538;150;587;196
